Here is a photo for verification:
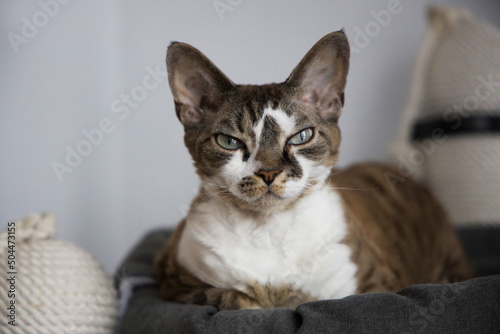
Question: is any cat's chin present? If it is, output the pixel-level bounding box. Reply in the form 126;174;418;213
255;191;283;206
203;182;303;212
239;191;299;213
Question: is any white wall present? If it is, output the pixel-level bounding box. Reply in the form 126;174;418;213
2;0;500;273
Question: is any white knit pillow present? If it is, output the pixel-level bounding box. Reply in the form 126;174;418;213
391;5;500;227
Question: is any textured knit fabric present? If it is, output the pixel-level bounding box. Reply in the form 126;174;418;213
391;5;500;227
421;8;500;118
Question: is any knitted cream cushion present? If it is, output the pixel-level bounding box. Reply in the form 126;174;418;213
421;7;500;117
0;213;118;334
391;5;500;227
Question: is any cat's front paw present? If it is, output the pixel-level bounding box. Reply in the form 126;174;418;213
205;287;263;310
242;282;315;309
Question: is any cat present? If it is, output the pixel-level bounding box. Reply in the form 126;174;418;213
155;30;473;310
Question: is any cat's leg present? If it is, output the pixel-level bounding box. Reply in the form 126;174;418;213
242;282;315;309
156;247;311;309
155;222;313;310
204;287;262;310
197;282;314;310
155;227;262;310
156;262;262;310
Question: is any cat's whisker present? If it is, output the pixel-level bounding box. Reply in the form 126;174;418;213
308;179;377;192
205;182;229;190
330;186;378;191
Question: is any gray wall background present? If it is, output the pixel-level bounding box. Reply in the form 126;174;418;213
2;0;500;273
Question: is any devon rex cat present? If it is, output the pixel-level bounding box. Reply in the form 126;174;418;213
155;31;472;310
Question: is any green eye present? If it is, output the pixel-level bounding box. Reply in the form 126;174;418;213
288;128;314;145
216;134;244;150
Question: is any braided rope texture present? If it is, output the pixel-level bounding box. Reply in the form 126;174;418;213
1;214;119;333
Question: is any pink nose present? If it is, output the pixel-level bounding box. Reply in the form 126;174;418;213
255;169;282;185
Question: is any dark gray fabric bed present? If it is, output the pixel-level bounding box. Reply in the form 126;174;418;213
115;229;500;334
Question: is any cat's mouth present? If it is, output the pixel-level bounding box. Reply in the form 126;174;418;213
223;174;306;211
246;186;291;208
261;190;281;199
249;190;284;208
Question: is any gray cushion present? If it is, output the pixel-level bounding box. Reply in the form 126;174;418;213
116;229;500;334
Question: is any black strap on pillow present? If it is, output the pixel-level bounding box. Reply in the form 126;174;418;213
412;115;500;140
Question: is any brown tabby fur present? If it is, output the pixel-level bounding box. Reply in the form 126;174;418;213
155;31;473;310
334;163;473;293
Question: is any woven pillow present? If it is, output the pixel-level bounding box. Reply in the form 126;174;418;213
390;5;500;275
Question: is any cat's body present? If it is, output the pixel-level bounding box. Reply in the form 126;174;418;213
155;31;472;310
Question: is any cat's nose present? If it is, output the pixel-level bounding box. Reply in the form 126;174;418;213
255;169;282;185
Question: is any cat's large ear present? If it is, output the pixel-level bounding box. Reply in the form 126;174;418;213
285;31;350;121
167;42;235;127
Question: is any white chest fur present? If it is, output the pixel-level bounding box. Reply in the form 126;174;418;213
177;187;358;300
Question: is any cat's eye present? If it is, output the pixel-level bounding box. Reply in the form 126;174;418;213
216;134;244;150
288;128;314;145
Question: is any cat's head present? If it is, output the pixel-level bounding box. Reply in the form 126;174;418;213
167;31;349;212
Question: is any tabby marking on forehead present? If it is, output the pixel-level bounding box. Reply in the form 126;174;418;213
250;106;296;157
250;113;265;162
261;107;296;137
254;107;296;167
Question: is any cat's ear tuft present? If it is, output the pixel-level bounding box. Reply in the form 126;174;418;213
166;43;235;128
286;31;350;121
